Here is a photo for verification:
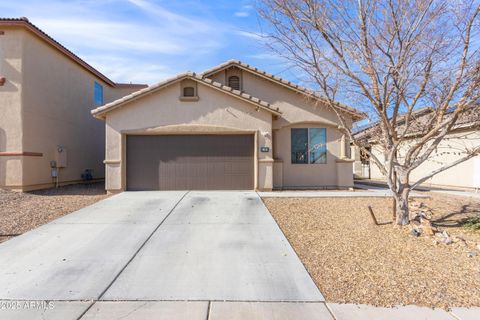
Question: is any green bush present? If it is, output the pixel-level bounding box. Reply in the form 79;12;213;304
463;216;480;231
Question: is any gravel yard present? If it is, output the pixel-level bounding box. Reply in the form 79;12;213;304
263;194;480;308
0;183;109;243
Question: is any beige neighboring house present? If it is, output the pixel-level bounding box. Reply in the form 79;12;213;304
92;60;364;192
0;18;147;191
353;108;480;190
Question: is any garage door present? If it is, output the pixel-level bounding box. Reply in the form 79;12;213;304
126;135;254;190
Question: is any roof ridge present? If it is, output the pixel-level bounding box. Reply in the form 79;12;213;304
193;74;276;109
91;73;281;118
200;60;364;119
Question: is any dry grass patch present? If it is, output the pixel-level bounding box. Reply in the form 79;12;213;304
263;194;480;308
0;183;109;243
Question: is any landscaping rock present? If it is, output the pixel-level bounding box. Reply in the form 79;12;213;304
422;225;435;237
453;236;467;244
0;183;108;243
444;238;453;245
410;228;422;237
264;194;480;308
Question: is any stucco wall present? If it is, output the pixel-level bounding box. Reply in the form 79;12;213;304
210;69;352;127
209;68;354;188
273;124;350;187
369;130;480;189
104;81;273;191
0;27;24;187
0;28;140;190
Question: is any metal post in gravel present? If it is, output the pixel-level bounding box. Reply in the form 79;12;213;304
368;206;379;226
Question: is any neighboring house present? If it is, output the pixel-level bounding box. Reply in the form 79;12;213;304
0;18;146;191
353;108;480;190
91;60;364;192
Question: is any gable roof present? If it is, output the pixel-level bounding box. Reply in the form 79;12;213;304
91;72;282;119
0;17;146;89
201;59;365;120
354;106;480;142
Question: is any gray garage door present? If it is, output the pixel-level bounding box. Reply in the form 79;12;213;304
127;135;254;190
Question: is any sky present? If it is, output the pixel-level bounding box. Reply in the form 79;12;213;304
0;0;297;85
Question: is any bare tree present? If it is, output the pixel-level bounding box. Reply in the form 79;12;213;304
257;0;480;225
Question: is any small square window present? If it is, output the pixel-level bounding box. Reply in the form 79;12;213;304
94;81;103;106
183;86;195;97
228;76;241;90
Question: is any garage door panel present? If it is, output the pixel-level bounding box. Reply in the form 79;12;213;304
127;135;254;190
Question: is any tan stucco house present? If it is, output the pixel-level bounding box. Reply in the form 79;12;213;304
92;60;364;192
353;108;480;190
0;17;363;192
0;18;146;191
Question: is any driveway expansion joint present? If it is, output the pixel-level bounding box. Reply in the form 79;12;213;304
96;191;190;301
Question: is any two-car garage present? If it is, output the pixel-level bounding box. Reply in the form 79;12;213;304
126;135;255;190
92;73;278;192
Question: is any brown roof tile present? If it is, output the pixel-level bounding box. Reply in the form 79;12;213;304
91;72;282;118
201;60;365;120
354;107;480;142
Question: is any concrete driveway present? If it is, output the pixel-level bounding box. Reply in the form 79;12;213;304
0;191;325;319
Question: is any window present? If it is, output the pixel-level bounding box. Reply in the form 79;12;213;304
309;128;327;163
183;86;195;97
291;128;308;164
291;128;327;164
94;81;103;106
228;76;240;90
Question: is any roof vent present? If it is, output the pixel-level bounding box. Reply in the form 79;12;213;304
19;17;29;22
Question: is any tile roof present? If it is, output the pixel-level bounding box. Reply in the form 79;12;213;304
91;72;282;118
0;17;146;89
201;59;365;120
354;106;480;142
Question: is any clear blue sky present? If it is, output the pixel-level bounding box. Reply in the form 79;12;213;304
0;0;297;84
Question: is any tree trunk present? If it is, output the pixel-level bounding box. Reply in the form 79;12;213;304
394;188;410;225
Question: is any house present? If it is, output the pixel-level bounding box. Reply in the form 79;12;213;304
91;60;364;192
352;108;480;190
0;18;147;191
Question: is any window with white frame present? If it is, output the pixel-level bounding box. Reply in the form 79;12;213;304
291;128;327;164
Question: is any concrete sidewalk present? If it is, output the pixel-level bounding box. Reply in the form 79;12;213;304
0;301;478;319
356;179;480;199
259;186;428;198
430;189;480;199
258;186;395;198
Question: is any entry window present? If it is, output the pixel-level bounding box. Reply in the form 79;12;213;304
291;128;327;164
228;76;241;90
94;81;103;106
